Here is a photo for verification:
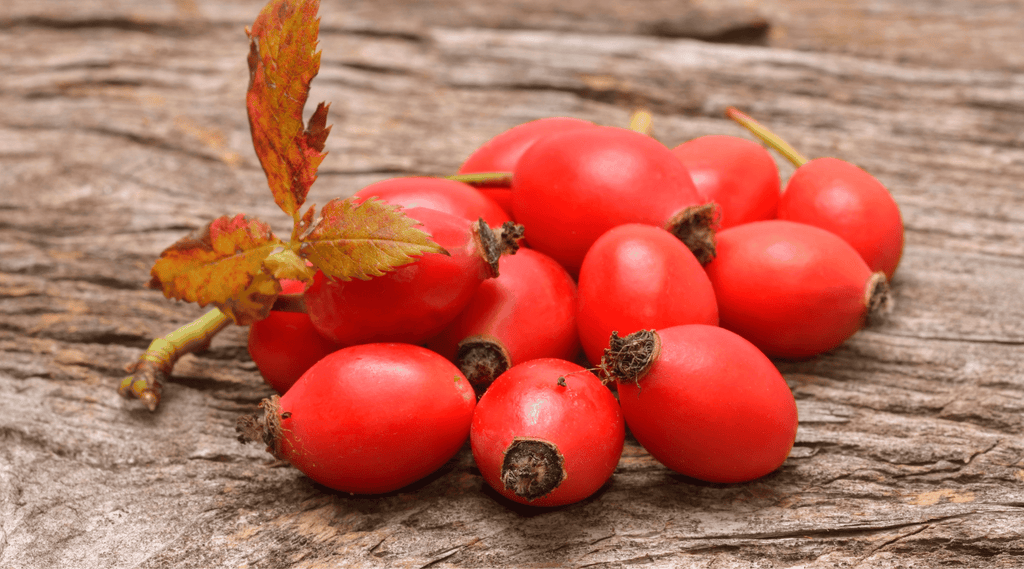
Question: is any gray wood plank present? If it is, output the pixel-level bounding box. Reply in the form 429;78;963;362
1;1;1022;567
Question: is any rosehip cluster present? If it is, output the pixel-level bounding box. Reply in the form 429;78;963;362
239;112;902;507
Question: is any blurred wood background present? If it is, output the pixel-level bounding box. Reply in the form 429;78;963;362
1;0;1023;567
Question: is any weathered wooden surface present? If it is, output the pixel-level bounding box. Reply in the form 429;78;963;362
2;0;1023;567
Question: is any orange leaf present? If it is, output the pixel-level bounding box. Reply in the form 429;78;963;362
148;215;284;324
298;198;447;281
246;0;329;217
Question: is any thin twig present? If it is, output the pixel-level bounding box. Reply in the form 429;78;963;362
119;308;232;411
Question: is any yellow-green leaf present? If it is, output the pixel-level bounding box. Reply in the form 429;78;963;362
246;0;329;217
147;214;283;323
218;270;283;325
298;198;447;281
264;248;317;283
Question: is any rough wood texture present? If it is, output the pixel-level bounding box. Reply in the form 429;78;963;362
2;1;1023;567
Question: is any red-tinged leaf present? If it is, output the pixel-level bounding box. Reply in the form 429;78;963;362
247;0;330;217
298;198;447;281
148;215;284;323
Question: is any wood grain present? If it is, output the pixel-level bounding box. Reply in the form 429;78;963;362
1;1;1022;567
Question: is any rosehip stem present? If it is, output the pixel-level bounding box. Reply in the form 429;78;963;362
446;171;513;188
119;308;232;411
628;108;654;136
725;107;809;167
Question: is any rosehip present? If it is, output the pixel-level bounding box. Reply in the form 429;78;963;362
237;343;476;494
304;207;523;346
672;135;780;229
779;157;904;280
702;219;890;359
471;358;624;506
247;279;339;394
724;107;904;280
512;125;715;273
427;248;579;387
353;176;511;227
576;223;718;366
458;117;598;216
605;326;798;483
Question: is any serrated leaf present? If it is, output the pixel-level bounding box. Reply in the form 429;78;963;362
246;0;330;217
148;214;284;323
299;198;447;281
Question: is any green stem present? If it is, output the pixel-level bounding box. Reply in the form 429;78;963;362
725;107;809;167
119;308;232;411
447;171;513;188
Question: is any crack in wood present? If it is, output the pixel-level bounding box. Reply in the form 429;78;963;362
0;16;211;36
417;538;481;569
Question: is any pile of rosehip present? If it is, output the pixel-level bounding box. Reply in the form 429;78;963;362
239;114;903;507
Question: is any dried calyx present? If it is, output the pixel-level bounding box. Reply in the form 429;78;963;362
456;336;511;387
598;329;661;386
665;202;719;264
865;271;894;326
236;395;285;460
500;438;567;501
474;219;525;277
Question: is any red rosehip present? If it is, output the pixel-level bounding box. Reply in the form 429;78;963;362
247;279;339;394
702;219;890;359
723;107;904;280
458;117;598;216
672;134;780;229
778;157;904;280
238;343;476;494
427;248;579;387
304;207;523;347
607;326;798;483
471;358;625;507
512;125;715;274
576;223;718;366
